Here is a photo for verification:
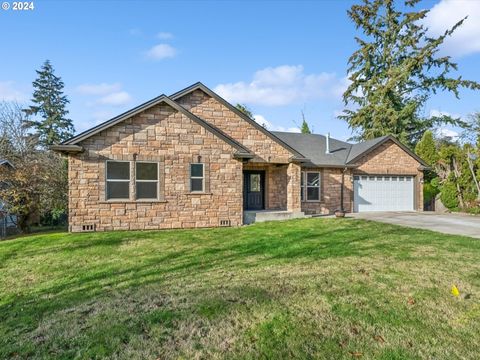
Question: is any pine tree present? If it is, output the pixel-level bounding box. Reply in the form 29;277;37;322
235;103;254;119
300;111;311;134
341;0;479;146
24;60;74;146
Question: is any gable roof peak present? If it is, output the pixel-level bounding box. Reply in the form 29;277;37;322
170;82;306;158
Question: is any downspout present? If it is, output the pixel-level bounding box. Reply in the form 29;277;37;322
340;167;347;213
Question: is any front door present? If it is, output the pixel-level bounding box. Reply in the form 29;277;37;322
244;171;265;210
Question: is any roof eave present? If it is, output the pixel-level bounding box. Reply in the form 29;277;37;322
346;135;428;167
289;157;311;164
50;144;84;154
233;152;255;159
63;94;169;145
170;82;307;159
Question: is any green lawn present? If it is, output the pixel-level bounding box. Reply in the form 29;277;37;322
1;218;479;359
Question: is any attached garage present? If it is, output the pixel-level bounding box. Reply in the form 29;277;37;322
353;175;415;212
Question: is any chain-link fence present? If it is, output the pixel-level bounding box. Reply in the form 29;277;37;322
0;212;18;239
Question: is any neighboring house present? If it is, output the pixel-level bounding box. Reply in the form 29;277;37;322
52;82;427;232
0;159;17;237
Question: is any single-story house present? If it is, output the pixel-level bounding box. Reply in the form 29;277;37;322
52;82;427;232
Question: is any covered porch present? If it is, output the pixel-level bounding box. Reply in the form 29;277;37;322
242;162;304;224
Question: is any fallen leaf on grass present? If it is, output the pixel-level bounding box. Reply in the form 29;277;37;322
358;268;369;276
349;351;363;357
374;335;385;343
407;297;415;305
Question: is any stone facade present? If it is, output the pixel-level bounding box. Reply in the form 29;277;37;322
300;168;353;215
65;86;424;232
243;163;288;210
353;140;424;211
68;103;243;232
176;90;293;163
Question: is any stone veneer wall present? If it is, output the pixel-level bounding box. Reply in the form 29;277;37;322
243;163;288;210
68;103;243;232
176;90;294;163
353;140;424;211
301;167;353;215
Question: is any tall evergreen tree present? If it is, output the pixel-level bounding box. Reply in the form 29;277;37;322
235;103;254;119
415;130;438;167
24;60;74;146
300;111;311;134
340;0;479;146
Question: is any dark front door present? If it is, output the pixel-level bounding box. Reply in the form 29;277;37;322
244;171;265;210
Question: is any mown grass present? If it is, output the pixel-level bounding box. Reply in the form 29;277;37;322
1;218;479;359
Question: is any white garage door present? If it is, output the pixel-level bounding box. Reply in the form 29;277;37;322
354;175;414;212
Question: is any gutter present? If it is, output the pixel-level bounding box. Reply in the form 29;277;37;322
50;144;84;154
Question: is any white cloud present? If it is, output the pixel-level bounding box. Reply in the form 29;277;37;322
0;81;28;102
253;114;300;133
436;127;459;140
76;82;122;96
214;65;345;106
97;91;132;106
429;109;461;119
157;32;173;40
424;0;480;57
145;44;177;60
92;110;115;124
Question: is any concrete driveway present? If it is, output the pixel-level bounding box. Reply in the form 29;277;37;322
352;212;480;239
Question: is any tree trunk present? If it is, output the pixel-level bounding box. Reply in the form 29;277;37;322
466;151;480;201
452;157;465;209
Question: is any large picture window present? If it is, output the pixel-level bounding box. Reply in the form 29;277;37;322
306;172;320;201
190;163;204;192
136;162;158;199
106;161;130;200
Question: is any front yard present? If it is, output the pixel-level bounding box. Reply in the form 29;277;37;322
1;218;479;359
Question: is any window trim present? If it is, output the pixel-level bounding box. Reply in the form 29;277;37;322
135;161;160;200
190;163;205;193
300;171;305;202
105;160;131;201
305;171;321;202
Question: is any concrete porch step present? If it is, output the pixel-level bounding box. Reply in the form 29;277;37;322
243;210;306;225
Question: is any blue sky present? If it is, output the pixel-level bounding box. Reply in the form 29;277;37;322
0;0;479;141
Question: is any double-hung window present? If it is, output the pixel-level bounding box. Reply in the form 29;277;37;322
190;163;204;192
136;162;158;199
306;172;320;201
106;161;130;200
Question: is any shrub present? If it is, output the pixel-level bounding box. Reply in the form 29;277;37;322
423;180;440;203
440;181;459;210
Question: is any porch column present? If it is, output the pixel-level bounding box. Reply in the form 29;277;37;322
287;162;301;212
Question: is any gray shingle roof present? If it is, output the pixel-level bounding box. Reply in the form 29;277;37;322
271;132;426;167
272;132;353;167
346;136;389;163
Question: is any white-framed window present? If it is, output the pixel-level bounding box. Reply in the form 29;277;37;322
136;162;159;199
106;161;130;200
306;171;320;201
190;163;204;192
